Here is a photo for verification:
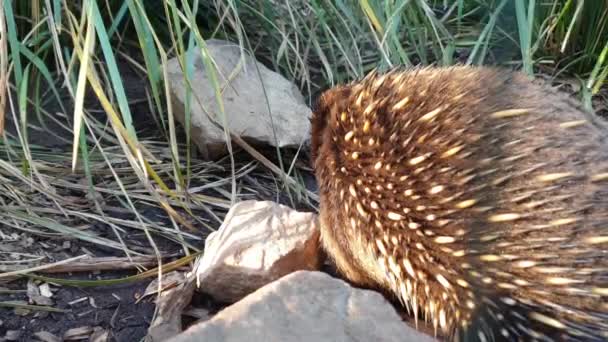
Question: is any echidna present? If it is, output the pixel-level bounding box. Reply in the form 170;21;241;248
310;66;608;342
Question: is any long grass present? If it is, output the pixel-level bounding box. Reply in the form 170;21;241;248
0;0;606;282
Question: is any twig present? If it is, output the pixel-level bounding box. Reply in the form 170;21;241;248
24;255;163;274
0;255;88;279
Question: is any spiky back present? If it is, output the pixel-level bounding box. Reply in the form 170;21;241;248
311;66;608;341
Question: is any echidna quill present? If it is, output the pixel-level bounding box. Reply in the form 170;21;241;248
310;66;608;342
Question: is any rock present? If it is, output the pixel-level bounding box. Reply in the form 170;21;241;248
4;330;21;341
166;39;312;159
145;272;196;342
194;200;321;303
30;295;54;306
169;271;436;342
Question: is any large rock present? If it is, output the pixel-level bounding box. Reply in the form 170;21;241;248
166;39;312;159
194;200;321;303
169;271;436;342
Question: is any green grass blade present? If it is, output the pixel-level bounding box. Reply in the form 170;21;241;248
588;40;608;93
3;0;23;86
515;0;533;74
126;0;164;128
91;1;137;140
107;1;129;38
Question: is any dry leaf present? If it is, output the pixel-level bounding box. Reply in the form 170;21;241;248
63;326;93;340
33;331;61;342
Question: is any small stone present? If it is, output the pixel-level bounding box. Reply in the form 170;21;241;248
5;330;21;341
31;295;54;306
63;326;93;340
194;200;321;303
27;279;41;302
36;311;50;319
20;237;34;248
14;307;30;316
39;283;52;298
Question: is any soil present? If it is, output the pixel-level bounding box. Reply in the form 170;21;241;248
1;274;154;342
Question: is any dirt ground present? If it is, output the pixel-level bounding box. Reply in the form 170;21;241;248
0;198;191;341
1;276;154;341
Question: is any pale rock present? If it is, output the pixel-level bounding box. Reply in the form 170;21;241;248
169;271;436;342
63;326;93;340
193;200;321;303
145;273;196;342
39;283;53;298
4;330;21;341
166;39;312;159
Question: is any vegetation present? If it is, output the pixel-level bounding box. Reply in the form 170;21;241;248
0;0;606;287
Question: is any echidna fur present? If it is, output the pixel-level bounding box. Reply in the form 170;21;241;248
311;66;608;342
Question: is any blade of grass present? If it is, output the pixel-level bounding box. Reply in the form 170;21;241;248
126;0;165;131
0;1;7;135
467;0;508;66
0;302;70;313
560;0;583;53
27;251;201;287
4;208;133;252
71;0;95;171
3;0;23;87
18;64;31;175
359;0;384;35
179;1;238;206
515;0;534;75
588;40;608;93
107;1;129;38
91;0;138;141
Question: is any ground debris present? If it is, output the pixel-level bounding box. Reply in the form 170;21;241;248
33;331;61;342
4;330;21;341
144;273;196;342
63;326;93;340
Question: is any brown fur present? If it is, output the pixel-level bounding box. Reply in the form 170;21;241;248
311;66;608;341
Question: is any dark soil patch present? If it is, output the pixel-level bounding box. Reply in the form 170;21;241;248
1;274;154;342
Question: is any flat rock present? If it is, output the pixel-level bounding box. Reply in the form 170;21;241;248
170;271;436;342
166;39;312;159
194;200;321;303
